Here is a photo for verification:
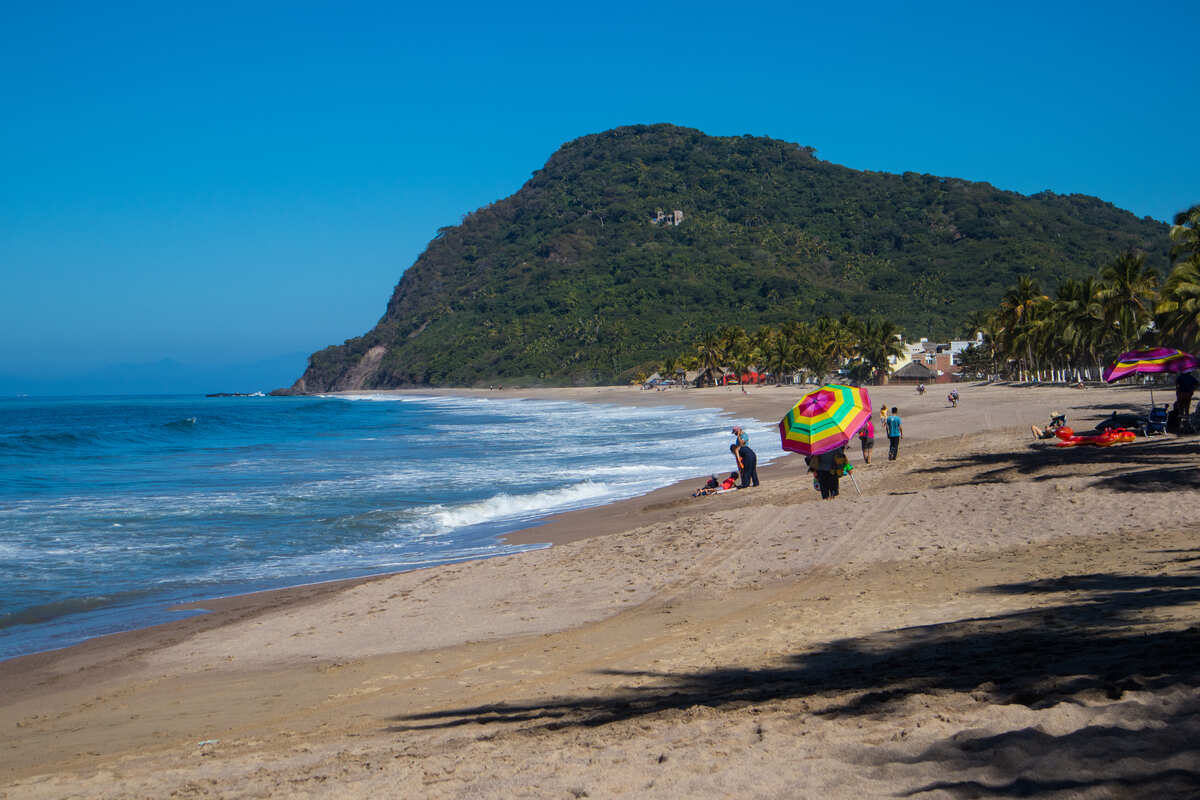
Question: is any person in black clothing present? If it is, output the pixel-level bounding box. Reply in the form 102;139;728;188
1176;371;1198;416
730;442;759;487
812;448;842;499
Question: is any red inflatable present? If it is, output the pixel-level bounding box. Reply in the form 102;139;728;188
1054;427;1135;447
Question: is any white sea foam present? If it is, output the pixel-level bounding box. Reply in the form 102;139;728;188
421;481;619;535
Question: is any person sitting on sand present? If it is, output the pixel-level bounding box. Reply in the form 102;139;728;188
693;475;721;497
721;472;738;490
1032;411;1067;440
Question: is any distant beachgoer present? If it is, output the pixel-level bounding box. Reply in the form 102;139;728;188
730;442;759;487
1176;371;1198;416
858;416;875;463
886;406;903;460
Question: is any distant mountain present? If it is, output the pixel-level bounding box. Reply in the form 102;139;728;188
1;353;310;396
283;123;1169;391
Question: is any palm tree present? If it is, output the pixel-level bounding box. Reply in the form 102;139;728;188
1169;204;1200;265
1096;251;1159;356
816;316;857;376
1157;260;1200;351
791;322;830;384
993;276;1048;380
1054;277;1105;380
762;328;796;385
694;331;725;386
1158;205;1200;350
856;317;905;384
659;354;678;385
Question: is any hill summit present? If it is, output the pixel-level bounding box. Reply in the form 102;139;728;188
282;124;1167;390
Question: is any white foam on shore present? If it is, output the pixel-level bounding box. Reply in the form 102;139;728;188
423;481;619;535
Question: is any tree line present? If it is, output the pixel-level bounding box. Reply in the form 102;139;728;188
654;204;1200;388
958;205;1200;382
648;313;907;386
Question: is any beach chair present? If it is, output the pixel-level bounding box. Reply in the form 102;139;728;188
1146;404;1168;435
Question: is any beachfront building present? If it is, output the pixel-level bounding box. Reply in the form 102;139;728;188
890;361;939;385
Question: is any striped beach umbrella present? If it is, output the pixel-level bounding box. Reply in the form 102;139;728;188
1102;347;1200;382
779;384;872;456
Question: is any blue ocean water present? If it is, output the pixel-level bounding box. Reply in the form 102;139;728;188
0;393;776;660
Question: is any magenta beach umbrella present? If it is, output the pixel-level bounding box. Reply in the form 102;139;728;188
1102;348;1200;382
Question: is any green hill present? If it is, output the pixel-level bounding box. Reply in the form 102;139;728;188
282;124;1169;390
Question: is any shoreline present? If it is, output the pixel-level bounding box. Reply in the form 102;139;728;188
5;380;1195;798
1;381;1159;664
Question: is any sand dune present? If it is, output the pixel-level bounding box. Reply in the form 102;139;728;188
2;382;1198;799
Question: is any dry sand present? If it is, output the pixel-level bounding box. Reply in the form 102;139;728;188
2;382;1198;799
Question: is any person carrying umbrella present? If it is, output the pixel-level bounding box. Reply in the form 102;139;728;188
812;447;845;499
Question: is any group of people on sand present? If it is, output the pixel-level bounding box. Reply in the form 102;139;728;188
694;425;759;496
695;405;906;500
809;405;904;500
856;406;902;463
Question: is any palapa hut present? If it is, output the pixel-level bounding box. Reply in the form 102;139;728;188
890;361;939;385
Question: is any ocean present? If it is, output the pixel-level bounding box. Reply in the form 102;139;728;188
0;392;775;660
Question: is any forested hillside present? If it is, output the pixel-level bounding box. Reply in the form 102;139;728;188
283;124;1168;389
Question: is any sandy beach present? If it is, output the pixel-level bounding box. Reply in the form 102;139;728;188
2;382;1198;799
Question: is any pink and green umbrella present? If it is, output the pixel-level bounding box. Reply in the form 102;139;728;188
1102;348;1200;382
779;384;872;456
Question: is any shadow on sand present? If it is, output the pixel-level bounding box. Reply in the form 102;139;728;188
910;435;1200;493
388;563;1200;797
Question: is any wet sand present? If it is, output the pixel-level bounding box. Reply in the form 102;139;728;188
3;382;1198;799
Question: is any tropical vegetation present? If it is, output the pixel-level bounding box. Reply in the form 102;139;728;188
285;124;1171;390
648;314;906;387
950;209;1200;382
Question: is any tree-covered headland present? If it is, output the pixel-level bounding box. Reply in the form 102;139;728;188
281;124;1177;391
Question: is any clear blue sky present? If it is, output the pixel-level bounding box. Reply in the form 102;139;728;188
2;1;1196;388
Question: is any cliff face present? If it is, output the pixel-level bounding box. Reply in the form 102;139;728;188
279;123;1169;391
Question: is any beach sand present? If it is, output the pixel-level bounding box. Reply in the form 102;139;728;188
2;383;1198;799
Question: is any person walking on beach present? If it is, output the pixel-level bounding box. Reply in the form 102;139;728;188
858;416;875;463
886;406;903;460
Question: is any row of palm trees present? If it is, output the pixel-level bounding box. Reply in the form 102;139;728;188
964;205;1200;382
655;314;907;387
649;205;1200;387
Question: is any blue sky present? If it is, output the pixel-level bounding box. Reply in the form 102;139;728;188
2;1;1196;391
